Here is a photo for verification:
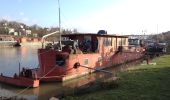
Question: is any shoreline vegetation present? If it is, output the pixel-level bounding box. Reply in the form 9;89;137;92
59;55;170;100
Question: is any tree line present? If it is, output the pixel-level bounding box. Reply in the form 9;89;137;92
0;19;78;38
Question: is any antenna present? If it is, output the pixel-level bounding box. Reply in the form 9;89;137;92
58;0;62;51
157;24;158;34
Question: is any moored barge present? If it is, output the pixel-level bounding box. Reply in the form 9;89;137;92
0;31;145;87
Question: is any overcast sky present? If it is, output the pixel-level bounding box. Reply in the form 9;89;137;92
0;0;170;35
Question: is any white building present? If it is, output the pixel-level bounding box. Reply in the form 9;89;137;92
8;28;15;34
26;30;31;35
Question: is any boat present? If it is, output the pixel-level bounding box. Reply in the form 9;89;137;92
0;35;21;47
38;31;145;82
0;30;145;87
0;73;39;88
0;40;20;47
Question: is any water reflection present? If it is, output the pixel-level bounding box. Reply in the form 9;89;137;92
0;83;38;100
0;46;39;76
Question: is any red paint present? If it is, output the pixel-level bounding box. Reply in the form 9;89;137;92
0;75;39;88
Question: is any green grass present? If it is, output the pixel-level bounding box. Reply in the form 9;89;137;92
63;55;170;100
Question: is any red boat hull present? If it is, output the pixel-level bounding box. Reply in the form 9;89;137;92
38;49;144;82
0;75;39;88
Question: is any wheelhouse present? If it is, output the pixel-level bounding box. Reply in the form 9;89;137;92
61;33;128;54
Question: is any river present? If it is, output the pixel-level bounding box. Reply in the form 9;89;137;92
0;46;122;100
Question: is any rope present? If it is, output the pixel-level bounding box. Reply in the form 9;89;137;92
80;65;113;75
38;67;73;80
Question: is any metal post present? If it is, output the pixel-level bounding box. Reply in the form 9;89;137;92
19;62;21;76
58;0;62;51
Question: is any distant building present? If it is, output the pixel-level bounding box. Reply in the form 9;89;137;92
26;30;31;35
14;32;18;36
33;33;38;37
126;35;149;40
8;28;15;34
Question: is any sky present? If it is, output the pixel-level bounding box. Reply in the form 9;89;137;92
0;0;170;35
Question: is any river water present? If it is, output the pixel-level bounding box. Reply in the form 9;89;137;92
0;46;130;100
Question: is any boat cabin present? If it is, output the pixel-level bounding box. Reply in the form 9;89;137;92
59;33;128;54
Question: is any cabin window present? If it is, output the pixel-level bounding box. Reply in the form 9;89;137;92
118;38;122;46
103;37;112;46
56;56;65;66
128;39;140;45
108;38;112;46
118;38;126;46
113;39;117;50
122;38;126;45
84;58;89;66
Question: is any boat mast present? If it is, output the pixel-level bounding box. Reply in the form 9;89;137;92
58;0;62;51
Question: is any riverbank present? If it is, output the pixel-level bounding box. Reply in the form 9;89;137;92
61;55;170;100
0;41;18;47
20;42;42;46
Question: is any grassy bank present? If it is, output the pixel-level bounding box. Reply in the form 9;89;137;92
63;55;170;100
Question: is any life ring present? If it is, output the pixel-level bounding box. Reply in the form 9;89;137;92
136;48;140;52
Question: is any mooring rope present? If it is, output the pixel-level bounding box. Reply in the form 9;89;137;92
80;65;113;75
